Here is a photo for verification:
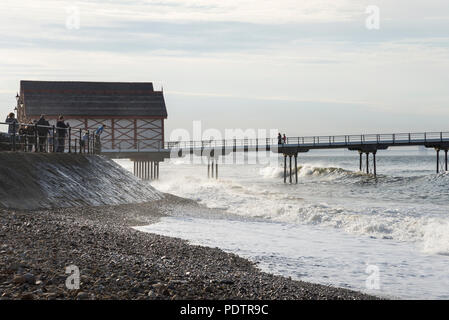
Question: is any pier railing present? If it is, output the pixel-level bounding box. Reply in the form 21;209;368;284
164;131;449;150
0;121;99;154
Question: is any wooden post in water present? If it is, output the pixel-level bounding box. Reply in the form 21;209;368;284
366;152;369;174
445;149;448;172
150;161;154;180
216;160;218;179
211;160;214;178
140;161;143;179
359;152;362;171
207;158;210;178
139;161;142;179
284;155;287;183
145;161;148;180
436;149;440;173
294;154;298;184
289;155;292;184
373;152;377;177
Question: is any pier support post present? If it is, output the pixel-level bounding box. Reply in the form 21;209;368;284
366;152;369;174
146;161;150;180
284;155;287;183
289;155;292;184
359;152;362;171
208;158;210;178
150;161;153;180
436;149;440;173
211;160;214;178
216;160;218;179
373;152;377;178
139;161;142;179
445;149;448;172
294;154;298;184
133;161;136;177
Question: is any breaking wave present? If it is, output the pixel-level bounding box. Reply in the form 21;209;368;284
146;158;449;256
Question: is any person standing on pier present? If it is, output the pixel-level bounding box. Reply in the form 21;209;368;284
80;130;89;153
36;114;50;152
94;124;105;154
5;112;18;136
283;134;287;145
278;133;282;145
26;120;36;152
56;115;69;152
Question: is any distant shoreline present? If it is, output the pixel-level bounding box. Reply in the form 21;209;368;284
0;194;380;300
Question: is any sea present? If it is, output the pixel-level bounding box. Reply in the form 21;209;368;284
116;148;449;299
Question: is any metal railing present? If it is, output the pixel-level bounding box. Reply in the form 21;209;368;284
0;121;100;154
99;139;163;152
164;131;449;150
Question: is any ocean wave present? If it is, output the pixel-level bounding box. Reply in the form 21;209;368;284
260;164;368;182
148;161;449;256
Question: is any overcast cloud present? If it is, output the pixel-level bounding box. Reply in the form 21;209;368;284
1;0;448;135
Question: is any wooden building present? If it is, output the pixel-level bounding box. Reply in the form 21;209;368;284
16;80;167;152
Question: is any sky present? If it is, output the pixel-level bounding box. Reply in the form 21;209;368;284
1;0;449;138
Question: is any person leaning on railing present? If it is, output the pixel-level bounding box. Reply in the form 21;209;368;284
56;115;69;153
18;125;27;151
25;120;36;152
80;130;88;153
94;124;105;154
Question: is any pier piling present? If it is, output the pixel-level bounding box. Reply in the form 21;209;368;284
366;152;369;174
436;149;440;174
294;154;298;184
289;155;292;184
208;159;210;178
284;155;287;183
359;152;362;172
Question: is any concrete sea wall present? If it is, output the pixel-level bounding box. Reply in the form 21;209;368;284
0;153;162;210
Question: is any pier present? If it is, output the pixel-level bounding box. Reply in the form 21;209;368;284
163;131;449;183
3;120;449;184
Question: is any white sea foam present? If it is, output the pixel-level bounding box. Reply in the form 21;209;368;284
119;154;449;298
140;155;449;256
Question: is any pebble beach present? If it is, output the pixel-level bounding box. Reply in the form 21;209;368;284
0;194;378;300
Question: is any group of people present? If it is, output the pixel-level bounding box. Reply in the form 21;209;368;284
278;133;287;145
5;113;70;152
4;112;106;153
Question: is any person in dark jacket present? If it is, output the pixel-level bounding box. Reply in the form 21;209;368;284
36;114;50;152
26;121;36;152
5;112;18;150
56;115;69;152
5;112;18;135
